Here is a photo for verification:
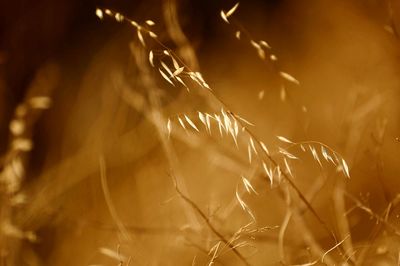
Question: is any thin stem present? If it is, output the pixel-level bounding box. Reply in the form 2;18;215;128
171;173;251;266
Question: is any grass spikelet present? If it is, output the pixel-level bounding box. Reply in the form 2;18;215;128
241;176;258;195
235;186;256;221
9;120;25;136
175;76;188;90
321;145;329;161
145;20;155;26
258;90;265;100
230;241;249;250
278;147;298;160
260;141;270;155
95;8;103;19
226;2;240;18
235;31;241;39
172;66;185;76
215;114;224;136
177;116;186;130
229;127;239;148
233;119;239;140
167;119;172;138
208;241;221;265
309;145;322;166
279;71;300;85
99;247;126;261
259;40;271;49
277;135;294;144
263;162;273;185
249;137;257;154
29;96;51;109
148;31;157;38
341;158;350;178
221;109;232;134
184;115;199;132
280;85;286;102
283;158;293;177
257;49;266;60
198;112;206;126
159;69;175;86
247;143;252;163
188;72;203;87
130;20;139;27
234;114;255;126
171;56;180;70
114;13;124;22
11;157;24;175
137;28;145;46
220;11;229;24
148;51;154;67
161;61;174;77
12;138;33;152
192;72;210;89
275;166;282;182
250;40;261;50
202;81;211;90
206;113;212;133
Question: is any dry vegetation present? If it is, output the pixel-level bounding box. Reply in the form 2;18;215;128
0;0;400;265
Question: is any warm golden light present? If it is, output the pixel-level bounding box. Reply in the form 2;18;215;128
0;0;399;265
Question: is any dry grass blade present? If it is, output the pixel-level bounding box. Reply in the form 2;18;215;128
321;235;350;263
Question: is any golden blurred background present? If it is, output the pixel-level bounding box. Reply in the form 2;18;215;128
0;0;400;265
